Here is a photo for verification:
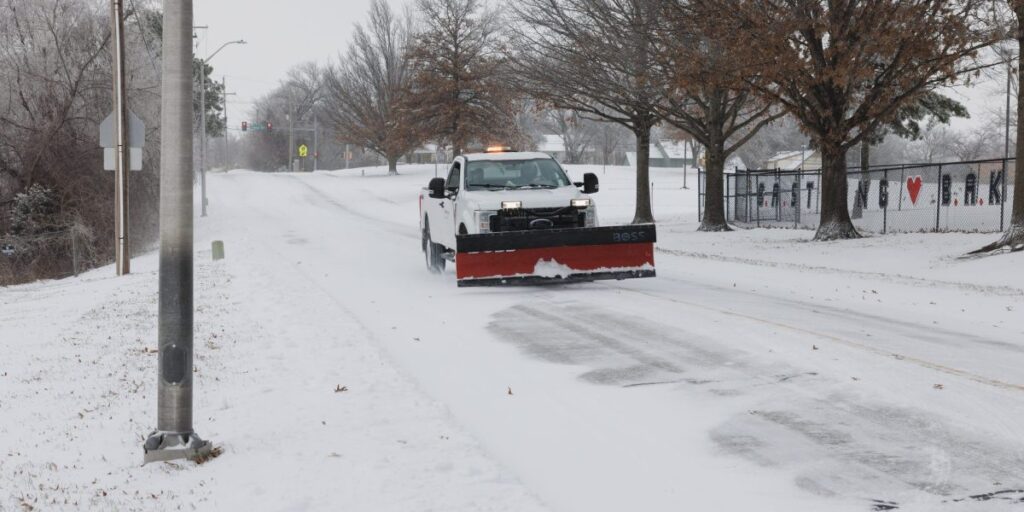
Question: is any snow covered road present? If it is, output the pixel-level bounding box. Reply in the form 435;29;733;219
202;166;1024;511
4;163;1024;511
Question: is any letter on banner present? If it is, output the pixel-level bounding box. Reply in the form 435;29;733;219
855;180;870;210
990;170;1003;205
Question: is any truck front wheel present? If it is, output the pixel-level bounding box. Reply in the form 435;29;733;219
423;219;446;274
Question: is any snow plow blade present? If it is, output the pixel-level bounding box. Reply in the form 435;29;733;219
455;224;656;287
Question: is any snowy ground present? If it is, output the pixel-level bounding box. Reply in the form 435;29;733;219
2;162;1024;511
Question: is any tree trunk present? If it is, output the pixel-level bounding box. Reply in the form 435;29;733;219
1007;14;1024;246
387;155;399;175
815;143;860;240
973;7;1024;253
699;143;730;232
632;124;655;224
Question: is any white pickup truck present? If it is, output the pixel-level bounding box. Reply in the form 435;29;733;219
419;151;600;273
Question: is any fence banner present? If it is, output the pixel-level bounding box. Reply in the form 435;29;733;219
699;158;1015;234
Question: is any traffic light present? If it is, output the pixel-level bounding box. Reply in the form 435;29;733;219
241;121;248;132
265;121;272;131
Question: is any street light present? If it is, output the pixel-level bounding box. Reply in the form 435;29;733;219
197;35;246;217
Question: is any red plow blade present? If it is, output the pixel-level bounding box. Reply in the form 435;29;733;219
455;224;656;287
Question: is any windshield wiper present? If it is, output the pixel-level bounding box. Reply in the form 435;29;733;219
515;184;558;189
470;184;512;190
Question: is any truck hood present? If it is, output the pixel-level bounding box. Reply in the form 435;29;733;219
462;186;588;211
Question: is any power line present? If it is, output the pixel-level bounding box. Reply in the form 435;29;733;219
126;0;160;75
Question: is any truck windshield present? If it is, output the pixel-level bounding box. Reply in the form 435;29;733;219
464;159;572;191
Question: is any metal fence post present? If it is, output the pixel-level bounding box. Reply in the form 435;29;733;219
697;170;703;223
898;165;905;211
796;170;801;228
883;169;888;234
1001;158;1007;232
755;174;761;227
775;171;782;222
726;173;731;223
71;231;79;276
935;164;942;232
746;169;751;223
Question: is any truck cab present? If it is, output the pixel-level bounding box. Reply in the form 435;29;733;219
419;151;599;272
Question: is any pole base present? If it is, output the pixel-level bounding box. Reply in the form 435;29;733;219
143;431;213;464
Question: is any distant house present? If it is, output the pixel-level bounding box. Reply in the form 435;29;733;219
625;139;697;168
538;134;600;163
721;156;748;173
410;144;444;164
538;135;567;162
765;150;820;170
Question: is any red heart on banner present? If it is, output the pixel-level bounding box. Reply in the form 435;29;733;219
907;176;923;205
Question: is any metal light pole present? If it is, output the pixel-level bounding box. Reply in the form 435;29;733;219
222;77;236;170
287;96;295;172
110;0;130;276
313;111;318;172
144;0;212;464
1006;54;1015;160
197;36;246;216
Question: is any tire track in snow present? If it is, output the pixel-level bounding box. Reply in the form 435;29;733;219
289;175;421;242
656;247;1024;297
608;282;1024;394
487;297;1024;507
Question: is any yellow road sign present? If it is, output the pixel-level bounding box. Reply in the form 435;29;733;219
298;144;309;158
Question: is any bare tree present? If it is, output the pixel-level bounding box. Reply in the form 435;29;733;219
656;3;782;231
543;109;598;164
324;1;421;175
0;0;163;283
696;0;994;240
595;122;630;167
409;0;519;154
512;0;665;224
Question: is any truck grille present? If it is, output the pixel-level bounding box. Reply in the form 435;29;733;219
490;207;585;232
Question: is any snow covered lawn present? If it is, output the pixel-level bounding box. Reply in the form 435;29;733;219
2;161;1023;511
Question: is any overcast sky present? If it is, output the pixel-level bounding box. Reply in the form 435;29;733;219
193;0;403;123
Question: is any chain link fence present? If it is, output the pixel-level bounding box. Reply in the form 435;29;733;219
699;158;1016;234
0;227;95;285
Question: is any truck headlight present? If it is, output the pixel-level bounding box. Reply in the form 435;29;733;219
571;198;591;209
501;201;522;210
475;211;496;233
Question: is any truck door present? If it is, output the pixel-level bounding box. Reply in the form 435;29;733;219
436;161;461;248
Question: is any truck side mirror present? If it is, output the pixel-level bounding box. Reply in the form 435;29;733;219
428;178;446;199
583;173;599;194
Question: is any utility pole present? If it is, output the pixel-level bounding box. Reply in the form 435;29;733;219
195;31;245;215
110;0;130;276
288;97;295;172
144;0;212;463
199;46;208;217
1006;53;1014;160
313;111;319;172
223;76;228;170
223;77;236;170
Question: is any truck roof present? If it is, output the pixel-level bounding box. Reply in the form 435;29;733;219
461;151;554;162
